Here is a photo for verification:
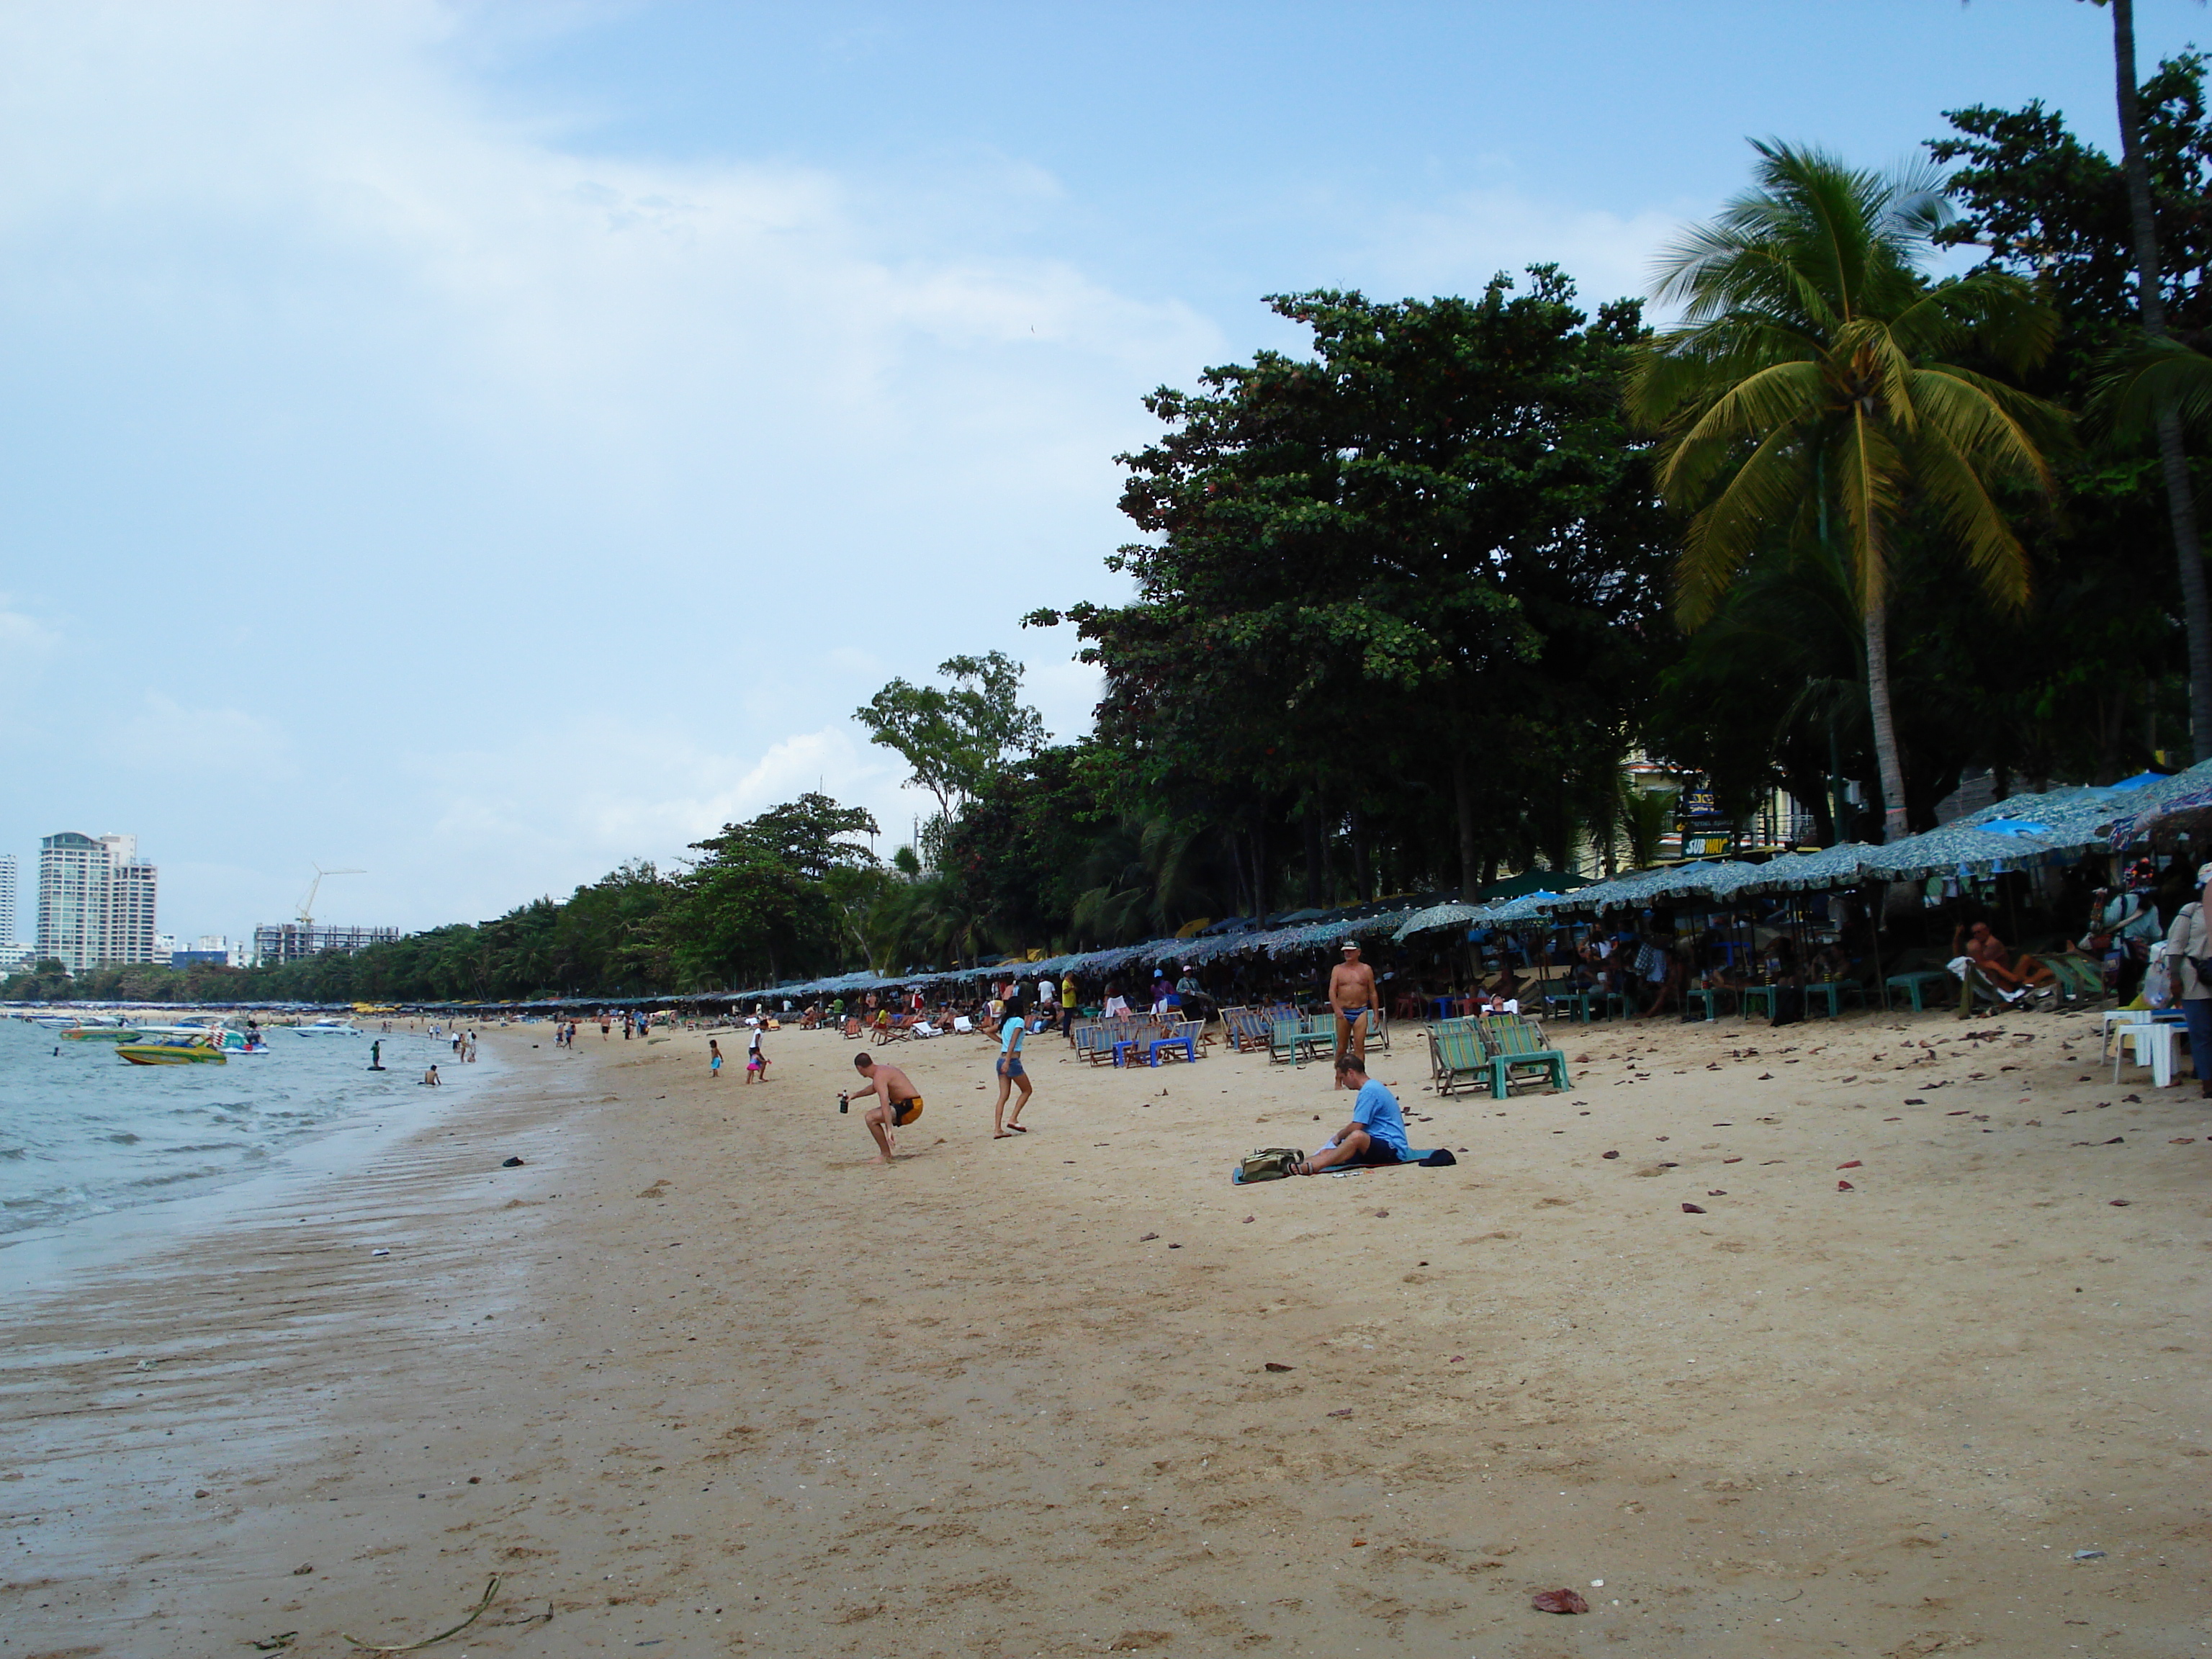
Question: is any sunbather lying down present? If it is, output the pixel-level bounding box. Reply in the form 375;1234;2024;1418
1949;956;2029;1002
1955;921;2055;989
1297;1053;1411;1174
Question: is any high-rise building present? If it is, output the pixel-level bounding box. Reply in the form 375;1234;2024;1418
37;832;160;971
0;853;17;947
251;922;400;966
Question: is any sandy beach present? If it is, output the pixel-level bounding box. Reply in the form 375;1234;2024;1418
4;1007;2208;1658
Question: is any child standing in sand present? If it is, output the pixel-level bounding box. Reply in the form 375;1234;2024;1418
709;1039;723;1080
745;1025;769;1084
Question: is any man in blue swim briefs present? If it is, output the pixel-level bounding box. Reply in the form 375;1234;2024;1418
1329;940;1380;1085
993;999;1034;1138
1295;1051;1411;1174
845;1052;924;1164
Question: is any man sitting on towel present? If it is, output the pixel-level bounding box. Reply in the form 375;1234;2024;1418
1295;1052;1411;1174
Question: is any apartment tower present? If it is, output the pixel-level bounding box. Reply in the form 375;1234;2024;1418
37;832;160;971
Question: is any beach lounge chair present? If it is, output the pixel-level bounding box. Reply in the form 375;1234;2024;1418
951;1015;976;1034
1477;1013;1571;1098
1949;957;2044;1017
1228;1007;1277;1053
1267;1015;1334;1066
2044;954;2107;1007
1429;1019;1490;1096
1149;1017;1205;1065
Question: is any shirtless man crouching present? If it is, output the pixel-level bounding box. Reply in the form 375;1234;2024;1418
1329;940;1380;1087
844;1051;924;1164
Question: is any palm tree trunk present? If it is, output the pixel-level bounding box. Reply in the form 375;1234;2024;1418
1863;596;1911;842
2112;0;2212;762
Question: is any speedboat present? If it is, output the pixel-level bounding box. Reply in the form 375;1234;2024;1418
117;1032;228;1065
292;1019;361;1037
63;1022;142;1042
127;1022;262;1053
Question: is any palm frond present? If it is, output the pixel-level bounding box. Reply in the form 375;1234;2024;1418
1889;269;2057;375
1905;364;2064;492
1652;359;1826;505
1910;423;2033;611
2090;335;2212;441
1678;423;1819;627
1832;412;1907;614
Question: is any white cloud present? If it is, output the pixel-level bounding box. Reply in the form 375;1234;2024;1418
1358;185;1691;313
124;693;292;774
0;2;1213;932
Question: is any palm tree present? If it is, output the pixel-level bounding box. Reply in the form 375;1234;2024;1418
1629;141;2064;840
2098;0;2212;762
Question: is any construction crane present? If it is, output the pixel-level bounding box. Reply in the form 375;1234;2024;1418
297;866;365;931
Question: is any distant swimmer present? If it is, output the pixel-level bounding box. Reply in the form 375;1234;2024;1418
369;1039;386;1071
843;1052;922;1164
422;1064;441;1087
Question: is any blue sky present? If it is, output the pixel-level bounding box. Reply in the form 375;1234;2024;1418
1;0;2198;943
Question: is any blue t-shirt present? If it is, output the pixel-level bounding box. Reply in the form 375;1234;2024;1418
1352;1077;1410;1158
1001;1019;1026;1056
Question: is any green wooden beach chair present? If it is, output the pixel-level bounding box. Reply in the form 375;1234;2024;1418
1478;1013;1571;1099
1429;1018;1490;1096
1269;1017;1332;1065
2044;954;2107;1006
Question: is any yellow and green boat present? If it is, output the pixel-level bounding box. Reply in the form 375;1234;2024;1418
63;1024;142;1043
116;1032;228;1066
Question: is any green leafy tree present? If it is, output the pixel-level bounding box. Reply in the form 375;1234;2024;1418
666;794;879;986
855;652;1047;840
1;957;76;1002
1036;274;1671;898
1933;50;2208;772
1629;140;2065;840
2095;0;2212;759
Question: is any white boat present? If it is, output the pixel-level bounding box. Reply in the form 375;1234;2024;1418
292;1019;361;1037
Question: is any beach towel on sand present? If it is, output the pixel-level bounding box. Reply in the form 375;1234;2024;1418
1231;1147;1455;1183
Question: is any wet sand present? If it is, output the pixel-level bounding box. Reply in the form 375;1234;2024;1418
3;1007;2208;1657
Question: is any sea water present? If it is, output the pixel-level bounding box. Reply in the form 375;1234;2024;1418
0;1017;490;1243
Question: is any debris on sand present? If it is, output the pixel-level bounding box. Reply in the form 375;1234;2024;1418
341;1574;502;1652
